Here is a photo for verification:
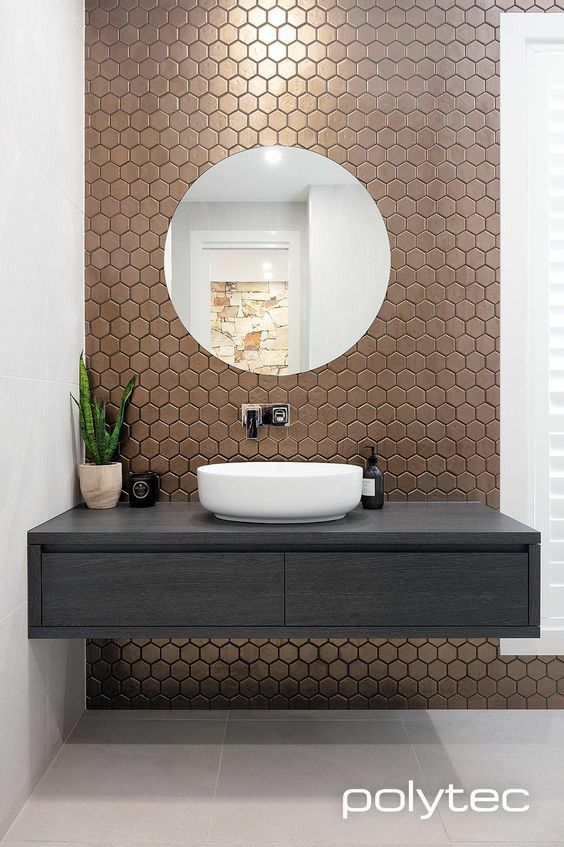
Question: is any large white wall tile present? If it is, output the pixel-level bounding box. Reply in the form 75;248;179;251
0;376;81;623
66;0;86;41
0;1;84;209
0;605;50;837
0;140;83;383
47;639;84;760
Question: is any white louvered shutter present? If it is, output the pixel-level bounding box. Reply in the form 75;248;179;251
500;15;564;651
536;53;564;622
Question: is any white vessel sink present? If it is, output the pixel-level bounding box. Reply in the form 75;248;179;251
197;461;363;524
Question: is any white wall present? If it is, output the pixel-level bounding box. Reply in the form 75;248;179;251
307;185;390;370
0;0;85;835
208;248;289;282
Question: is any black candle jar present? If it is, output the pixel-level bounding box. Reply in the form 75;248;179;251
128;472;159;507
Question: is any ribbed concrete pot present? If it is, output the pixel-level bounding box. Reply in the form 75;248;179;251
78;463;122;509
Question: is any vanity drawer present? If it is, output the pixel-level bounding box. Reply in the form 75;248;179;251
285;552;530;627
41;552;284;627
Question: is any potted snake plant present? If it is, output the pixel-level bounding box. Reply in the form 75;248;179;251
72;354;135;509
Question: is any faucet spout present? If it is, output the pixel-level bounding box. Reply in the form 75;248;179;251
246;408;259;439
242;404;262;440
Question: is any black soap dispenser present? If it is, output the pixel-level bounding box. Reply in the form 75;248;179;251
361;445;384;510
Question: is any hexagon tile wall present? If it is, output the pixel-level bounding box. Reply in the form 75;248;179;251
86;0;564;709
87;639;564;709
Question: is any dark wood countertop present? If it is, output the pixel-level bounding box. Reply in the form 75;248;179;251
28;501;540;549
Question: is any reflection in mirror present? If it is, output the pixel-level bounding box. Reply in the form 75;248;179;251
209;249;290;373
164;146;390;375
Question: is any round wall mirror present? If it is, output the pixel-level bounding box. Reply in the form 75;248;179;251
164;146;390;375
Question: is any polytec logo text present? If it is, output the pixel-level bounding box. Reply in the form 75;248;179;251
343;781;530;820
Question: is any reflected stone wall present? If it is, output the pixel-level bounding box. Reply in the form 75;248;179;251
211;281;289;375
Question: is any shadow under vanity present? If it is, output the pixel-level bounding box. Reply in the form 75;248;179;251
28;501;539;640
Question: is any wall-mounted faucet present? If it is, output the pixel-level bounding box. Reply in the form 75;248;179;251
242;404;290;440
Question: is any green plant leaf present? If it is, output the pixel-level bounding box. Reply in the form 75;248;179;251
77;353;100;464
105;376;136;462
71;357;135;465
93;396;109;464
72;390;100;463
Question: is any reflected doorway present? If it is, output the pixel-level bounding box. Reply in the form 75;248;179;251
209;248;289;375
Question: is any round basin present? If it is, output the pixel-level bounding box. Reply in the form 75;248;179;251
197;461;363;524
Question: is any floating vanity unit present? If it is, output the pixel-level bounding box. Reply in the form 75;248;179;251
28;502;540;639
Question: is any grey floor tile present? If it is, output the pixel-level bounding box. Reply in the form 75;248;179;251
209;718;449;845
4;717;225;845
404;710;564;843
400;708;564;726
228;709;401;721
7;710;564;847
84;709;228;721
451;843;564;847
205;843;448;847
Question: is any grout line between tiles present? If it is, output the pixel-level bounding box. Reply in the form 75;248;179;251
0;601;27;628
399;711;452;846
205;710;230;845
0;373;79;389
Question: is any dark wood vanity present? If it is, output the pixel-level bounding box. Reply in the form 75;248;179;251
27;502;540;639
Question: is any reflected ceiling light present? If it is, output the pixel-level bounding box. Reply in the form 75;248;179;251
264;147;282;164
262;262;272;270
263;271;273;280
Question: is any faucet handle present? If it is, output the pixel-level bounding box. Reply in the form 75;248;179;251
262;404;290;426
